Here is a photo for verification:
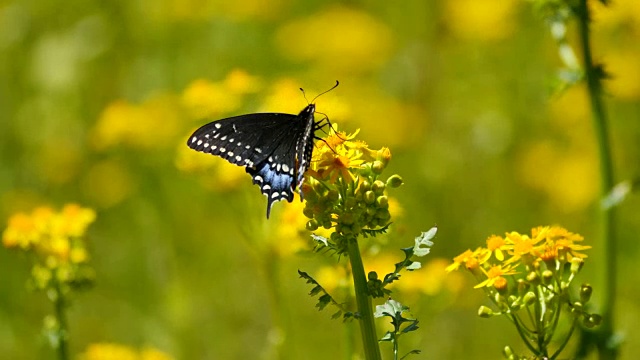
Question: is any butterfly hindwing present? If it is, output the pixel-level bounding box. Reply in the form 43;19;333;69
187;105;317;218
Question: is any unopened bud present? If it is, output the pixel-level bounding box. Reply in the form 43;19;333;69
386;174;404;188
580;284;593;303
478;305;494;318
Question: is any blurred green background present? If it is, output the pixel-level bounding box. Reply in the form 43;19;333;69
1;0;639;359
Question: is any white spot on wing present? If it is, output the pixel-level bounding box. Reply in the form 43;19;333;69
255;148;262;154
282;164;290;173
235;155;242;162
214;123;221;129
191;136;197;143
197;140;203;146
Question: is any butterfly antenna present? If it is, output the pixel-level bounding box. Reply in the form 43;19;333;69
310;80;339;104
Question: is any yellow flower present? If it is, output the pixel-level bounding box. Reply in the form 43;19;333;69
540;226;590;262
59;203;97;238
3;204;96;263
486;234;510;261
504;231;545;265
310;126;377;183
474;263;518;289
446;248;490;273
2;212;39;249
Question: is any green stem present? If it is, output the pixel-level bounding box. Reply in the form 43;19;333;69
575;1;618;359
53;280;69;360
346;236;382;360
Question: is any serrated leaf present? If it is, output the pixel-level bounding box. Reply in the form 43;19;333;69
413;228;436;257
331;310;342;320
406;261;421;271
317;294;332;310
361;223;392;238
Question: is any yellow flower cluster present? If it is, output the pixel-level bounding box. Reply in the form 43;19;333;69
80;343;173;360
3;204;96;262
3;204;96;289
447;226;590;291
302;124;402;245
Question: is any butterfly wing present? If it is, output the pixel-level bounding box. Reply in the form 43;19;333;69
187;107;315;218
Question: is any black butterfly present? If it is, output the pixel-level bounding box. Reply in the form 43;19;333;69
187;82;338;218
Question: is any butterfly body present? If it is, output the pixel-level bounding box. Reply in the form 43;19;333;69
187;104;317;218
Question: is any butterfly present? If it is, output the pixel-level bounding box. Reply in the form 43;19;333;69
187;81;339;218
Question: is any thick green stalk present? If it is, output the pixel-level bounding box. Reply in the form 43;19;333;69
575;0;618;358
346;237;382;360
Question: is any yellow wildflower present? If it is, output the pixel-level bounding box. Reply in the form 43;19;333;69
486;234;510;261
474;263;518;289
2;212;38;249
446;248;490;273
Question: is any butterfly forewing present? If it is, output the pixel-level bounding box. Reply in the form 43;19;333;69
187;105;317;218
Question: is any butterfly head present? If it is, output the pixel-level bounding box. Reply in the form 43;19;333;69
299;103;316;119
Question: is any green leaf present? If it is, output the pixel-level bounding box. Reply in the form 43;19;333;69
361;223;392;238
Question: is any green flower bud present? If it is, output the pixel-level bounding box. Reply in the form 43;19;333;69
360;180;371;191
376;195;389;208
306;219;319;231
526;271;539;285
372;180;385;195
327;189;339;202
372;160;385;174
588;313;602;327
364;191;375;204
303;207;315;219
503;346;515;360
386;174;404;188
517;279;529;295
576;301;585;311
368;271;379;281
478;305;494;318
542;270;553;284
580;284;593;303
523;291;537;306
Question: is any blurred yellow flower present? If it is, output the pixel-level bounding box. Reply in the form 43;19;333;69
591;0;640;33
82;160;136;208
80;343;174;360
315;264;350;294
517;141;598;212
3;204;95;265
605;50;640;100
2;212;38;249
258;78;308;114
270;194;312;257
91;94;183;151
182;79;241;119
275;6;394;73
444;0;520;41
175;140;248;192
